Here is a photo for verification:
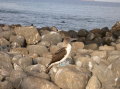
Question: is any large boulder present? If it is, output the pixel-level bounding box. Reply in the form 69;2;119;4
0;38;10;46
50;65;90;89
41;32;62;45
15;26;41;45
21;76;60;89
27;45;48;56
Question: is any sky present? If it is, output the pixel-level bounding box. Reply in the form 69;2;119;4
95;0;120;2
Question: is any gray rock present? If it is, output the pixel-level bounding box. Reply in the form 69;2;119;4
24;65;50;80
78;29;88;37
0;38;10;46
86;32;95;40
27;45;48;56
15;26;41;45
12;56;32;69
21;76;60;89
42;32;62;45
9;70;27;89
33;57;52;67
0;30;14;40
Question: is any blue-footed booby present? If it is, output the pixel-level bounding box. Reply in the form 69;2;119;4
46;37;77;73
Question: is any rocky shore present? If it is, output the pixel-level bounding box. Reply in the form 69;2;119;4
0;22;120;89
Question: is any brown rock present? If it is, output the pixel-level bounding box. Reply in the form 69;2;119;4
15;26;41;45
21;76;60;89
0;52;13;72
99;45;115;51
72;42;84;52
50;45;60;54
10;48;28;55
86;32;95;41
78;29;88;37
112;21;120;31
91;51;107;59
86;76;101;89
27;45;48;56
50;65;89;89
0;81;13;89
68;30;78;38
41;32;62;45
0;38;10;46
85;43;98;50
115;43;120;50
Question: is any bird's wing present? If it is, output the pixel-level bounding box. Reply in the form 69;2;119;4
50;47;67;64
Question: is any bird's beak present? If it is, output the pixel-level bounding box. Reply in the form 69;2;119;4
70;38;78;42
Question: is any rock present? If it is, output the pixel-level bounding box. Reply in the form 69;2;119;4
12;56;33;69
113;30;120;38
86;32;95;41
33;57;52;67
99;45;115;51
91;51;107;59
0;81;13;89
112;21;120;31
100;27;109;37
0;52;13;72
10;48;28;55
112;59;120;77
38;41;50;47
38;27;51;35
50;26;58;32
78;29;88;37
42;32;62;45
9;70;27;89
50;65;89;89
10;42;21;48
92;63;115;84
0;38;10;46
21;76;60;89
115;43;120;50
86;76;101;89
107;55;120;64
27;45;48;56
72;42;84;52
2;25;11;31
84;43;98;50
90;28;101;34
74;55;91;69
15;26;41;45
24;64;50;80
78;37;86;42
68;30;78;38
10;35;26;47
0;30;14;40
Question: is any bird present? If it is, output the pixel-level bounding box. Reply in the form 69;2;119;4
46;37;77;73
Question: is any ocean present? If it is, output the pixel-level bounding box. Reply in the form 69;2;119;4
0;0;120;30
